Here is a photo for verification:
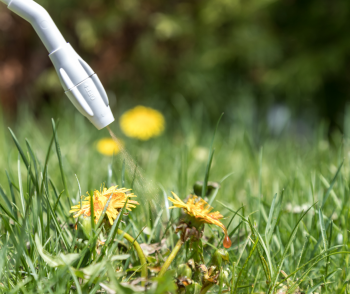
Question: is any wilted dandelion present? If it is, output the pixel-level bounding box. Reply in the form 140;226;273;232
96;137;122;156
69;186;138;225
159;192;232;278
119;106;165;140
168;192;232;248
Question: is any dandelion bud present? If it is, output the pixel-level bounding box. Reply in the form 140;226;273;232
193;181;220;196
80;216;92;239
177;264;192;278
212;249;229;267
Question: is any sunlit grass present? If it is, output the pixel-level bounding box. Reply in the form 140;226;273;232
0;104;350;293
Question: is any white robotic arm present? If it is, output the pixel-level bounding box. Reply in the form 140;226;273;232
0;0;115;130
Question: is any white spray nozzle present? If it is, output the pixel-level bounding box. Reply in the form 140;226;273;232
0;0;114;130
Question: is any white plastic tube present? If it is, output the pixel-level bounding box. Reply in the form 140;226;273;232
7;0;66;53
0;0;11;6
0;0;115;130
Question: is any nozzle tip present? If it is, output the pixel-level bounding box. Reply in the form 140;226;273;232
91;106;115;130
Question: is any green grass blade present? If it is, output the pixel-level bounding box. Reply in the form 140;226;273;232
107;163;112;187
325;220;333;277
17;154;25;216
202;113;223;198
219;205;244;245
288;252;350;293
208;172;234;206
248;218;273;281
217;200;273;282
102;199;129;258
76;226;104;269
51;119;70;203
109;201;128;247
8;128;38;191
321;161;343;208
8;128;29;168
147;208;163;244
90;192;95;230
5;171;16;215
0;186;18;224
305;268;341;294
89;190;96;259
257;147;263;226
49;179;65;214
121;159;126;188
43;188;70;250
318;208;327;251
75;174;82;209
68;266;82;294
265;190;283;245
25;139;39;190
95;193;114;229
40;125;57;195
269;203;317;293
276;245;343;287
234;237;259;293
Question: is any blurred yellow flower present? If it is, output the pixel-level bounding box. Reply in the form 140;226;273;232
69;186;139;225
96;138;122;156
119;106;165;140
168;192;232;248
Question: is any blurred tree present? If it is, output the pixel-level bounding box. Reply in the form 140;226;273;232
1;0;350;128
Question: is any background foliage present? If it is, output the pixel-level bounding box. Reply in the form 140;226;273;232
1;0;350;129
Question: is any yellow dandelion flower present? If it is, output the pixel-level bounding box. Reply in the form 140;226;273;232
96;137;123;156
69;186;139;225
168;192;232;248
119;106;165;140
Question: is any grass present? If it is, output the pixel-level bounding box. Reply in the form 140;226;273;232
1;103;350;293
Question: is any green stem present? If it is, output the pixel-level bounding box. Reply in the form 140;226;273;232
117;229;148;283
158;238;184;277
218;268;223;294
231;262;236;294
200;284;214;294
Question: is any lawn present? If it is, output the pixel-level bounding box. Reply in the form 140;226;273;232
0;103;349;293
